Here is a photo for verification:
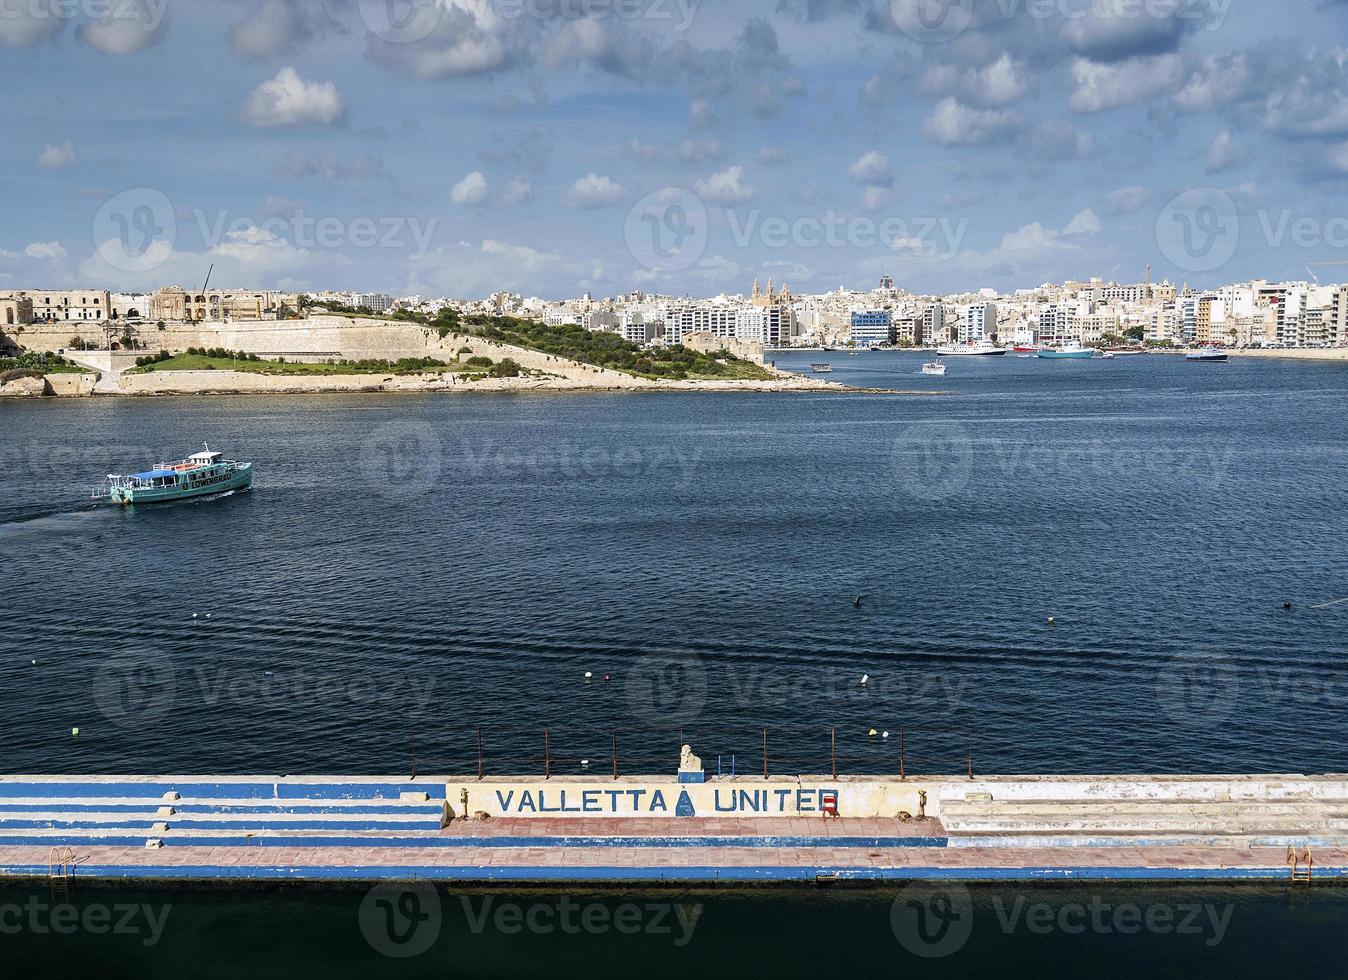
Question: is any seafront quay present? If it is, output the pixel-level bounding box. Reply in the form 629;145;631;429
3;773;1348;885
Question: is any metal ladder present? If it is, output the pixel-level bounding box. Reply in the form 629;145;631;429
48;846;76;901
1288;845;1313;884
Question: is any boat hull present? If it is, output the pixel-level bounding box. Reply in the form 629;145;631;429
109;465;253;506
936;347;1007;356
1036;349;1095;359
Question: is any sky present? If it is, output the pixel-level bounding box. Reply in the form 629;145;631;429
2;0;1348;299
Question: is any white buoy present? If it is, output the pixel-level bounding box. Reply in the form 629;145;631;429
860;674;870;686
205;613;211;619
192;613;198;619
584;672;593;680
580;759;590;768
882;731;890;739
31;660;37;666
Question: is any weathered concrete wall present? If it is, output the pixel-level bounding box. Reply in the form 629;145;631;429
42;373;97;396
448;776;928;820
118;369;456;395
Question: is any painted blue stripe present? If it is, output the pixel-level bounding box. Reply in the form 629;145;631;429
0;782;446;801
0;803;445;814
0;819;441;831
2;863;1344;883
0;834;946;849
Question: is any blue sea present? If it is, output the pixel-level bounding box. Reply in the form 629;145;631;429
2;350;1347;776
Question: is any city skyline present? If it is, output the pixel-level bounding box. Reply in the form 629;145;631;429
3;1;1348;299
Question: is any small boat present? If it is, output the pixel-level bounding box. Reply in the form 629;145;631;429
1037;343;1095;359
936;340;1007;357
1100;351;1116;360
1013;345;1038;354
922;361;947;377
94;443;253;506
1186;348;1230;362
810;363;834;374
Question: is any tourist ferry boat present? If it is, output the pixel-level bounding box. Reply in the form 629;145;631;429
94;444;253;506
936;340;1007;356
922;361;947;377
1186;348;1230;362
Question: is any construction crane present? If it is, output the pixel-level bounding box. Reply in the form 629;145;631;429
1305;260;1348;286
195;263;214;322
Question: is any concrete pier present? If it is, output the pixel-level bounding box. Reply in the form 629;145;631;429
3;773;1346;885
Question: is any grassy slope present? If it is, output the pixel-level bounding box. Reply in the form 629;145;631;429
124;354;480;377
463;316;776;382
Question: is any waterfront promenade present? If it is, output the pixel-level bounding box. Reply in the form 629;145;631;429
3;774;1346;885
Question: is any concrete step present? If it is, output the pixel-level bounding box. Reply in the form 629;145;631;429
942;814;1348;833
940;800;1348;817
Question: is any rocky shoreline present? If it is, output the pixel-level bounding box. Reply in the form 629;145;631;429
0;368;947;398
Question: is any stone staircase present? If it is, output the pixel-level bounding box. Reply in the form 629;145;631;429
936;777;1348;846
0;777;449;849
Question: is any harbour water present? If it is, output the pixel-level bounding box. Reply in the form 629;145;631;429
3;883;1346;978
1;351;1347;776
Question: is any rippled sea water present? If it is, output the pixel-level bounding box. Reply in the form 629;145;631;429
3;351;1347;776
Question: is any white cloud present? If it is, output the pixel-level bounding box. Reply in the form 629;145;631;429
1069;55;1183;113
241;67;346;128
77;0;170;55
451;171;489;206
1104;186;1151;215
847;150;894;187
961;54;1030;108
1001;209;1101;251
24;241;66;259
502;176;533;206
1206;130;1245;173
1174;52;1253;112
480;239;559;264
367;1;516;79
922;98;1019;146
694;165;756;204
566;173;624;209
37;142;77;170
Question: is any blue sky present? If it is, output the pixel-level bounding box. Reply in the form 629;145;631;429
2;0;1347;298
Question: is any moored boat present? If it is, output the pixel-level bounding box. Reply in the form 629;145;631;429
810;363;834;373
936;340;1007;356
922;361;947;377
1186;348;1230;362
1037;343;1095;359
94;444;253;506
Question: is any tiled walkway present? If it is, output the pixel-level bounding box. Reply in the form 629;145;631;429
3;816;1343;883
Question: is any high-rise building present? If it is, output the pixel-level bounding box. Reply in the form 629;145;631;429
850;309;893;347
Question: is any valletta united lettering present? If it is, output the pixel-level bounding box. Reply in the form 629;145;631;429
492;787;839;815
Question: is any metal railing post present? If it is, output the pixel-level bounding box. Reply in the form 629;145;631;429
967;731;973;780
612;733;619;780
410;735;417;781
476;728;484;781
899;730;905;781
544;730;551;780
831;728;837;780
762;729;769;780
